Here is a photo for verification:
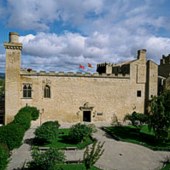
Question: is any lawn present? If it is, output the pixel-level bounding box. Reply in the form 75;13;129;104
161;163;170;170
104;125;170;151
34;128;94;149
56;163;101;170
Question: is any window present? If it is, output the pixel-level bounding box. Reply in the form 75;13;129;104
137;90;141;97
23;84;32;98
44;85;51;98
97;112;103;116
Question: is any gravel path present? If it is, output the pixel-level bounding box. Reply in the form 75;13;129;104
7;122;170;170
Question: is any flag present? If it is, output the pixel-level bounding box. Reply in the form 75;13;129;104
88;63;93;68
79;64;85;69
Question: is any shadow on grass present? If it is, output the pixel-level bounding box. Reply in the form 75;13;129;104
104;126;170;150
58;135;78;144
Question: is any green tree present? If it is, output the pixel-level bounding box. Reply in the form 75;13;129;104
27;147;65;170
124;112;148;128
148;90;170;141
0;79;5;97
69;123;93;143
83;141;104;170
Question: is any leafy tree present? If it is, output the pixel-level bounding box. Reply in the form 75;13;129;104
83;141;104;170
27;147;65;170
69;123;93;143
34;121;60;143
148;90;170;141
124;112;148;128
0;79;5;98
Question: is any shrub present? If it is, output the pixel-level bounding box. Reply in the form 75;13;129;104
13;109;32;130
34;121;60;143
27;147;65;170
69;123;93;143
83;141;104;170
124;112;148;127
0;123;25;150
0;106;39;152
0;144;9;170
13;106;39;130
87;124;97;133
29;106;39;120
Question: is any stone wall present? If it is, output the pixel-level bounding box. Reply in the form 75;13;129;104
4;32;158;124
18;71;145;124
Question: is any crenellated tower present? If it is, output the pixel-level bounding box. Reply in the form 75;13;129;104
4;32;22;124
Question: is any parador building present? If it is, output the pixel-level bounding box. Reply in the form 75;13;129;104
4;32;158;124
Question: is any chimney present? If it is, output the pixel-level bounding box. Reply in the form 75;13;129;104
9;32;19;43
137;49;146;61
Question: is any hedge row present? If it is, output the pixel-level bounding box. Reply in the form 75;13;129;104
0;143;9;170
13;106;39;130
0;106;39;170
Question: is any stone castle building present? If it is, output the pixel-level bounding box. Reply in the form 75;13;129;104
158;54;170;91
4;32;158;124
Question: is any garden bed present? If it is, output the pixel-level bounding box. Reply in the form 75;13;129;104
33;128;94;149
103;125;170;151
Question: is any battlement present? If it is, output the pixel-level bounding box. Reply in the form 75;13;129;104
20;69;130;79
160;54;170;65
97;63;115;67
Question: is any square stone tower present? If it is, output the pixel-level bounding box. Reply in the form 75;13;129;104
4;32;22;124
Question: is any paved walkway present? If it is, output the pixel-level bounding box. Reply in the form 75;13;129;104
7;122;170;170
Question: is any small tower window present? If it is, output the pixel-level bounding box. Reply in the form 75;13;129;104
23;84;32;98
137;90;141;97
44;85;51;98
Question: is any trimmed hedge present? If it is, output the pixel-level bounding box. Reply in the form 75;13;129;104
0;123;25;150
13;106;40;130
13;110;32;130
0;143;9;170
34;121;60;143
0;106;39;151
0;106;40;169
30;107;39;120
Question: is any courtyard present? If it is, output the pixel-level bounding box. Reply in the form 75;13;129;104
7;121;170;170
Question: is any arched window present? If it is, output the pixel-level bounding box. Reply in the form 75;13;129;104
23;84;32;98
44;85;51;98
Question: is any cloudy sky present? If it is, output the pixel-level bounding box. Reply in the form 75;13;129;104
0;0;170;73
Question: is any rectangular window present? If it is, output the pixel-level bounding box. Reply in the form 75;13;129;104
23;84;32;98
137;90;141;97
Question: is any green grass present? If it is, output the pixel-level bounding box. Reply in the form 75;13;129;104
35;128;94;149
104;125;170;151
56;163;101;170
161;163;170;170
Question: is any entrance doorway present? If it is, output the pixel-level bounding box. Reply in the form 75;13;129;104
83;111;91;122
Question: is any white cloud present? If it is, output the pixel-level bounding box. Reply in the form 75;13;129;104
1;0;170;72
18;30;170;72
20;32;110;72
145;36;170;62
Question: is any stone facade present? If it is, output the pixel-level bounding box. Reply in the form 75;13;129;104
4;32;158;124
159;54;170;78
158;54;170;92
